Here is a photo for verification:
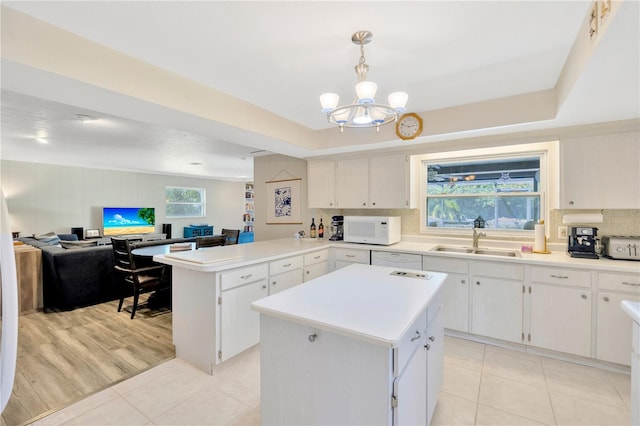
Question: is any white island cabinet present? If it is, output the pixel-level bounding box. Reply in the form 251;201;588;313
252;264;446;426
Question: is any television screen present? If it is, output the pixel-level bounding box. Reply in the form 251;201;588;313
102;207;155;236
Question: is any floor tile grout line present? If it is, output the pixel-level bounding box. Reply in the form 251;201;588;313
540;352;559;425
473;342;487;425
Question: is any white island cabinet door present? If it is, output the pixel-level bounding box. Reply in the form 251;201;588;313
426;305;444;424
394;337;427;426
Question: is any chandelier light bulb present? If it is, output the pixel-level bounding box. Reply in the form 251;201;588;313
319;93;339;112
388;92;408;112
352;106;373;124
355;81;377;104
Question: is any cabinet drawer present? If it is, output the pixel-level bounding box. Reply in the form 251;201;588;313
423;256;468;274
471;261;523;280
531;266;590;288
334;248;369;264
221;263;269;291
304;250;329;266
270;256;303;276
395;309;428;375
598;272;640;294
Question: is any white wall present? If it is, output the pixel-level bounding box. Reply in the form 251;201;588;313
253;154;309;241
1;160;246;238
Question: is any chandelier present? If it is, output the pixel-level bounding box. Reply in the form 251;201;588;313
320;30;408;133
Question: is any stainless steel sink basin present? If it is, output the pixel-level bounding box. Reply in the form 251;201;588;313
430;245;521;258
431;245;474;254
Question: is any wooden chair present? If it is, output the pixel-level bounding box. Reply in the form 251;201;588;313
111;237;168;319
221;229;240;245
195;235;226;249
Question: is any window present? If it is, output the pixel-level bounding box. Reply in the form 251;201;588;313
420;142;555;233
166;186;205;218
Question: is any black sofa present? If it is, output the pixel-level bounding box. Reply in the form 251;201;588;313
18;235;196;310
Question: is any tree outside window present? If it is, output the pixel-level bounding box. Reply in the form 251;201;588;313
166;186;205;218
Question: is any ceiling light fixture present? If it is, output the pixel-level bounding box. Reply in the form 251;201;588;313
320;30;408;133
74;113;97;123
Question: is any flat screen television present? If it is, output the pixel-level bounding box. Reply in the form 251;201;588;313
102;207;155;236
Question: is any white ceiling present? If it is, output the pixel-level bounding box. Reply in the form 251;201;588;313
1;1;638;181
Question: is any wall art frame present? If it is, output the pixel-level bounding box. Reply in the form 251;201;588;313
265;178;302;224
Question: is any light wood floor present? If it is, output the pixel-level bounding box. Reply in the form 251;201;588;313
1;296;174;426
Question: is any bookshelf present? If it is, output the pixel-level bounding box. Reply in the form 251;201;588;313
244;183;254;232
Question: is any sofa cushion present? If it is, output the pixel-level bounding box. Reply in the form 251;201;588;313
60;240;98;249
34;232;61;246
58;234;79;241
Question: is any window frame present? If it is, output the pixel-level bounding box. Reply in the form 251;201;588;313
165;186;206;219
417;141;558;236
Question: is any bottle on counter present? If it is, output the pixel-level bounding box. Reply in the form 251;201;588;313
310;218;316;238
318;218;324;239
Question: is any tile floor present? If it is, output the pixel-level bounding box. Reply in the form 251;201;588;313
30;337;631;426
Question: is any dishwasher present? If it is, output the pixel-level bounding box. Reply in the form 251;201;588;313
371;250;423;270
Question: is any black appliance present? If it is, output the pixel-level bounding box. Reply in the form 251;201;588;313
567;226;599;259
329;215;344;241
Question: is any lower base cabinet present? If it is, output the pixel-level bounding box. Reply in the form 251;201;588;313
597;292;640;364
529;284;591;357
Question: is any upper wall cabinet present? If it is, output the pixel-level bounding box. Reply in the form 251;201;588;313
560;131;640;209
308;155;414;209
308;161;337;208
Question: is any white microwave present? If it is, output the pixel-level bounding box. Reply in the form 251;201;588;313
343;216;401;245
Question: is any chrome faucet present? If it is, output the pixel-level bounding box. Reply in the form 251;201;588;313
472;228;486;249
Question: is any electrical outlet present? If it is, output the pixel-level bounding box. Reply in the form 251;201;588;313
558;226;568;239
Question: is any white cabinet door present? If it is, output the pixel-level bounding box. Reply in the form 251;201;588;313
426;305;444;424
304;261;329;282
307;161;336;208
270;269;303;294
560;131;640;209
471;276;523;343
441;272;470;332
369;155;410;208
529;284;592;357
220;278;269;362
597;292;640;365
394;339;427;426
336;158;369;208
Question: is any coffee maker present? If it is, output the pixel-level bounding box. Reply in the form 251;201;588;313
329;215;344;241
567;226;599;259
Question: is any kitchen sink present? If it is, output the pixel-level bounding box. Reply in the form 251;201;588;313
430;245;521;258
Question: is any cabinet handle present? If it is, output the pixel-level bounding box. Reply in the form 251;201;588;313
603;296;610;302
272;281;277;285
429;336;435;342
581;294;588;299
329;203;333;206
461;279;466;284
372;202;376;206
550;275;569;279
283;263;292;268
424;343;431;350
622;281;640;287
262;284;267;289
308;334;317;343
346;254;356;258
314;255;321;259
476;281;481;285
306;270;310;274
410;331;422;342
240;274;253;280
363;202;366;206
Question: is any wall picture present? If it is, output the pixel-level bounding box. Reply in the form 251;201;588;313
266;178;302;224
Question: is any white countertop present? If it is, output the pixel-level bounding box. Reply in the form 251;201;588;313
251;264;446;347
154;237;640;275
622;300;640;325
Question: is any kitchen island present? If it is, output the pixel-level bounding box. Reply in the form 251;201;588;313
252;264;446;425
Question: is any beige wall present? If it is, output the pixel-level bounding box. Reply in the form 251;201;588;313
1;160;245;238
